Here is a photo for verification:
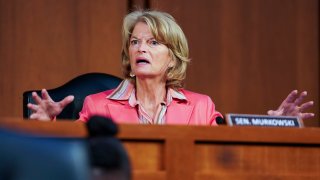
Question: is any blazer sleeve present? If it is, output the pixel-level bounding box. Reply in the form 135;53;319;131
78;96;95;123
205;95;223;126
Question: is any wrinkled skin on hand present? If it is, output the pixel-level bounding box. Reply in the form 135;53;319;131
267;90;314;120
27;89;74;121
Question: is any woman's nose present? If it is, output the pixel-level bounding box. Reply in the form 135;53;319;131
138;41;147;53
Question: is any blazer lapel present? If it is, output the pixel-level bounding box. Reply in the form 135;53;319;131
106;103;139;124
166;102;194;125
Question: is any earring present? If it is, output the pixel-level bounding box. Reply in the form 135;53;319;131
129;72;135;77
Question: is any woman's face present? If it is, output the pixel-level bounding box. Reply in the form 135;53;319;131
129;22;173;80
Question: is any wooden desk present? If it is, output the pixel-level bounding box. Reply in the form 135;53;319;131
1;117;320;180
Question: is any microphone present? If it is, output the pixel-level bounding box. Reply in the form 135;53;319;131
216;116;226;125
86;115;118;137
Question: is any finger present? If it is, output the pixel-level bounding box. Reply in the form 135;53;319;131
299;113;315;120
267;110;276;116
267;110;273;115
30;113;51;121
59;95;74;108
299;101;314;112
283;90;299;104
293;91;307;106
32;91;43;104
267;110;282;116
41;89;53;101
30;113;39;120
27;103;38;112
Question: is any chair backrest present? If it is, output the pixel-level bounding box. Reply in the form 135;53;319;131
23;72;122;120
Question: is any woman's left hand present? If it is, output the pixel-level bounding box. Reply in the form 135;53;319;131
267;90;314;120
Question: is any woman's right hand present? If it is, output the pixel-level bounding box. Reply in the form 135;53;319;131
27;89;74;121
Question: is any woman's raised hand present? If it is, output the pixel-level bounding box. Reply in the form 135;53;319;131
267;90;314;120
27;89;74;121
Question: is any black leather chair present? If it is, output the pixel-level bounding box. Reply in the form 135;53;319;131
23;72;122;120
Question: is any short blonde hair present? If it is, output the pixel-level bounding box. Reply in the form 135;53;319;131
121;10;190;89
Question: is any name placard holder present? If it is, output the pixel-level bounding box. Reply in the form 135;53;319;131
225;114;303;128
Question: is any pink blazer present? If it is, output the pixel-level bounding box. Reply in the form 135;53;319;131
78;89;221;126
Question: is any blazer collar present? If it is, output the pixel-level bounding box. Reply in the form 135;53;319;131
106;79;193;124
107;79;188;105
106;100;194;125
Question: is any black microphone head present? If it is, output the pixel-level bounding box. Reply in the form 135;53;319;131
86;116;132;179
89;137;123;168
86;115;118;137
89;137;132;179
216;116;226;125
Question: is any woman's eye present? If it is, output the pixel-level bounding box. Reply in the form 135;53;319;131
150;40;159;46
130;39;138;45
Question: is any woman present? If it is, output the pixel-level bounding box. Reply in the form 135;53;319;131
27;10;314;125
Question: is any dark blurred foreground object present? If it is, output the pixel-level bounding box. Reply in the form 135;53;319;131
23;72;122;120
0;129;90;180
87;115;118;137
86;116;131;180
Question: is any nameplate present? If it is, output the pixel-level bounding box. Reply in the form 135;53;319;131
225;114;303;128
